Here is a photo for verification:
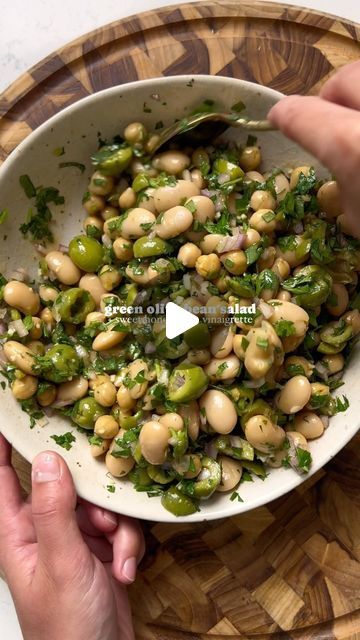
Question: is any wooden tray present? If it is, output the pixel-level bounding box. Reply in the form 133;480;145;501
1;2;360;638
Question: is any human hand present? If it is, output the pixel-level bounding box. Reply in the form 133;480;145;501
268;60;360;238
0;435;145;640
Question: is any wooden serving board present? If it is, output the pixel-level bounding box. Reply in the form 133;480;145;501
1;2;360;638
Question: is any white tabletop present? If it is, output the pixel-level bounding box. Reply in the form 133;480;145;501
0;0;359;637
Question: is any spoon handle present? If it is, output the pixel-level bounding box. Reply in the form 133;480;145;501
232;117;276;131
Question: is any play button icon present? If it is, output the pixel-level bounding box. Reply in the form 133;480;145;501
165;302;199;340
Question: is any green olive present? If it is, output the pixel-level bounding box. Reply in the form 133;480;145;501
177;456;221;498
168;363;208;403
39;344;81;383
161;486;198;516
317;321;353;353
69;236;104;273
282;265;332;308
54;288;95;324
147;464;175;484
91;144;133;176
72;396;107;430
214;435;254;461
240;399;276;429
184;323;211;349
128;466;152;486
227;385;255;414
213;158;244;182
132;173;149;193
133;237;171;258
119;410;143;430
155;330;189;360
170;428;188;460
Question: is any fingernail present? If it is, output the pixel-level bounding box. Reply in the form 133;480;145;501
32;452;61;483
122;556;137;583
102;510;118;527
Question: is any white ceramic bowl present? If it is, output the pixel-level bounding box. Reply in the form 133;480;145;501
0;75;358;522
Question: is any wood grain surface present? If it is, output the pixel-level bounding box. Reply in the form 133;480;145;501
1;2;360;638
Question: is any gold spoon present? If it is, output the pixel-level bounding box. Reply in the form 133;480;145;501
147;111;275;154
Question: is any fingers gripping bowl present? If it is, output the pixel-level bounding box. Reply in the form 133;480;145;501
0;76;359;522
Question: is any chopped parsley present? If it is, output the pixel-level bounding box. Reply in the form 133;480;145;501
204;210;231;235
0;209;9;224
230;491;244;502
107;485;116;493
20;399;45;429
19;177;65;244
245;242;264;265
256;337;269;350
296;447;312;473
51;432;76;451
274;320;296;338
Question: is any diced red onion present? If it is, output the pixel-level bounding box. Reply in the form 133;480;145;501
216;234;246;253
0;321;7;334
183;273;191;291
145;341;156;354
258;300;273;319
34;244;47;255
200;189;212;198
204;441;218;459
8;319;28;338
215;196;225;212
229;436;243;448
168;436;178;446
151;414;161;421
75;344;88;359
134;289;149;305
157;369;169;385
101;234;113;249
314;361;328;380
37;416;49;427
243;377;266;388
58;243;69;253
198;468;211;481
200;410;207;426
321;416;330;429
217;173;230;185
293;222;304;234
89;351;97;363
148;230;156;240
43;406;54;417
0;308;8;320
52;398;77;409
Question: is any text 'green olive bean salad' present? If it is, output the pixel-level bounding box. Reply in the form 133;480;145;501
0;114;359;517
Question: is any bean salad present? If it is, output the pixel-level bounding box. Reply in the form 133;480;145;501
0;114;359;516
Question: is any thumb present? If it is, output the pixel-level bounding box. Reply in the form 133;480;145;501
31;451;86;569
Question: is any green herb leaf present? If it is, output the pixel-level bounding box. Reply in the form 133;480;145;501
51;432;76;451
19;174;36;198
230;491;244;502
274;320;296;338
0;209;9;224
296;447;312;473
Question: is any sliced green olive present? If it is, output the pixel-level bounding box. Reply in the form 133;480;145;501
168;363;208;403
240;399;276;429
133;237;171;258
214;435;254;461
184;323;211;349
282;265;332;308
132;173;149;193
213;158;244;182
169;428;188;460
177;456;221;498
161;486;198;516
54;288;95;324
155;330;189;360
91;144;133;176
119;410;143;431
147;464;175;484
72;396;106;430
38;344;80;383
128;466;152;487
227;385;255;414
69;235;104;273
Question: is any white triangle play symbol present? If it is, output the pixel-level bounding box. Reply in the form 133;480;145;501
165;302;199;340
